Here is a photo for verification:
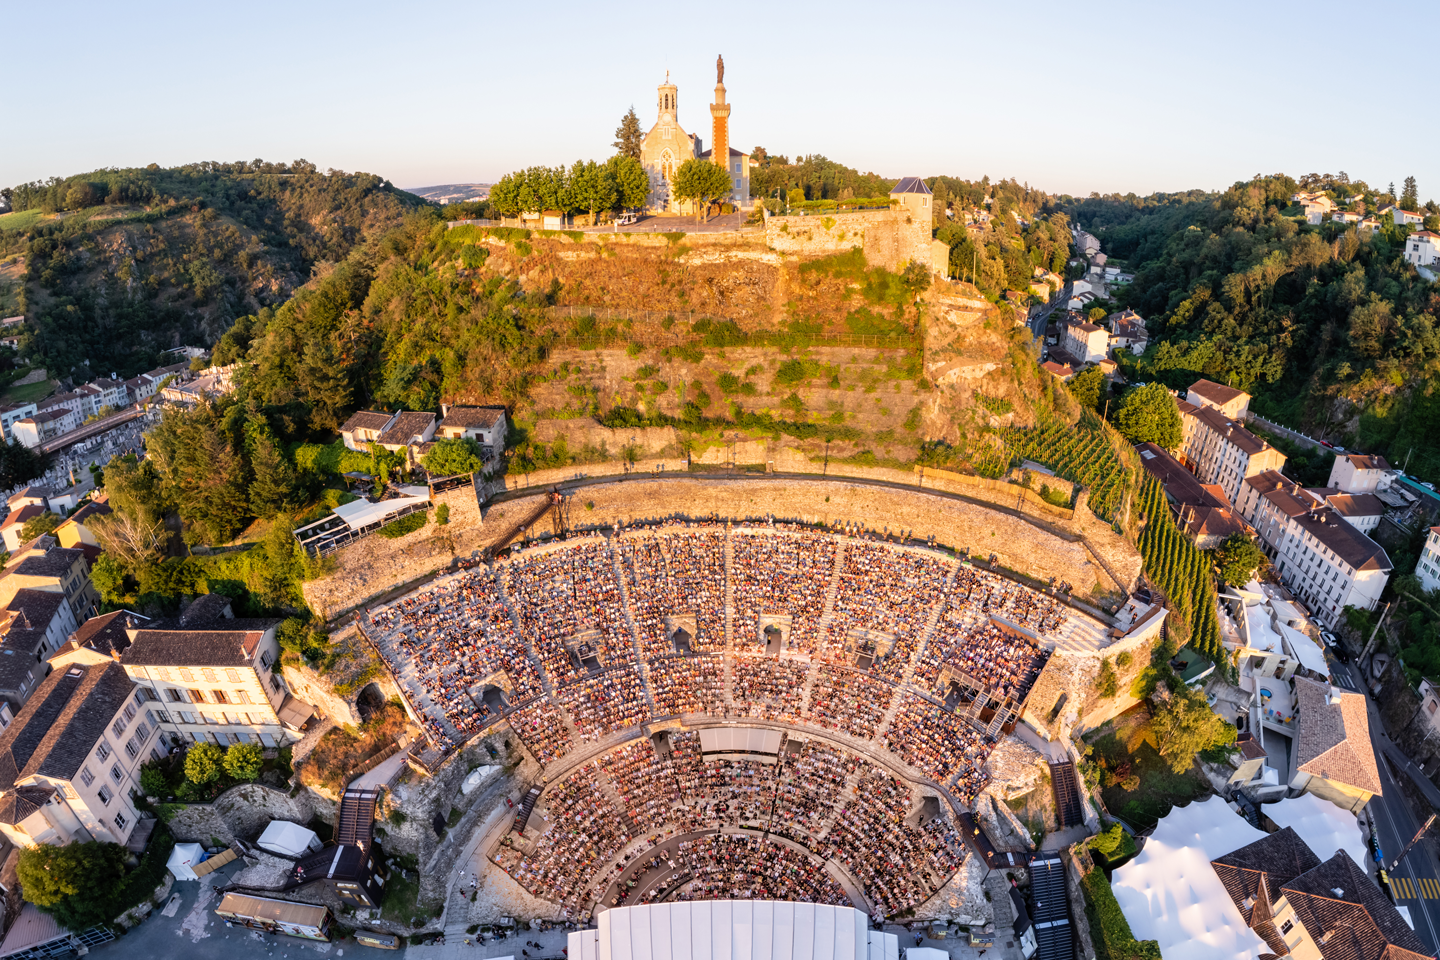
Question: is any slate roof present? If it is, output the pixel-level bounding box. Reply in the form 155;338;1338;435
73;610;147;658
1187;378;1248;408
0;786;54;827
890;177;932;196
0;658;134;790
179;593;233;626
1291;509;1391;573
439;406;505;429
121;620;276;667
1137;443;1227;509
65;501;112;526
340;411;394;435
1281;851;1430;960
8;547;82;580
1293;677;1383;796
377;411;435;446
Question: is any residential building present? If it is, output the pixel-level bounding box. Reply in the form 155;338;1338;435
0;506;45;553
0;646;161;849
1305;489;1383;535
38;392;86;420
1283;509;1389;626
1327;452;1391;493
0;539;101;624
1404;230;1440;268
1332;209;1362;224
1060;320;1109;364
1184;378;1251;420
435;405;508;458
1291;676;1382;809
0;402;37;441
160;365;236;405
1291;191;1335;212
340;410;397;452
1136;442;1251;548
1177;400;1286;505
103;596;314;747
1416;526;1440;593
0;588;79;710
1417;676;1440;734
1393;207;1425;227
1039;360;1074;380
53;501;112;549
1106;309;1148;355
1212;826;1426;959
11;408;80;449
1073;229;1100;256
375;411;437;465
7;486;48;511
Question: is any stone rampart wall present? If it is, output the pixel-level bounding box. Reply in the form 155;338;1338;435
166;783;336;846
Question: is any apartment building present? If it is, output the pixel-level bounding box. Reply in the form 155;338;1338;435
1306;489;1383;535
0;402;37;441
1184;378;1251;420
11;408;80;449
1417;526;1440;593
1060;320;1110;364
0;646;161;849
1236;470;1392;627
0;539;100;625
93;596;313;747
1327;453;1392;494
1178;399;1287;504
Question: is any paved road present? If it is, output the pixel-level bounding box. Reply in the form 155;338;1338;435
1028;285;1070;342
1332;656;1440;952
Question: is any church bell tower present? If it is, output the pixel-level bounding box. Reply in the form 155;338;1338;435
657;72;678;128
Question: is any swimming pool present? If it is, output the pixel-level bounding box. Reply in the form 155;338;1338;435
1260;687;1274;699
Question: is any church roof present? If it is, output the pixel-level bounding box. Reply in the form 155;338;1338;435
698;147;749;159
890;177;932;196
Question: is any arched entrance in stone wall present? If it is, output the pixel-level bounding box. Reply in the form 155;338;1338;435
356;682;386;723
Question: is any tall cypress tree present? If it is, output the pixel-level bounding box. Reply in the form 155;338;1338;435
613;107;643;161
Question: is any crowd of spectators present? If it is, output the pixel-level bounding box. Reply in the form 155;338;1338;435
503;539;633;684
508;767;631;911
557;666;649;741
731;531;835;651
731;657;808;721
822;545;951;674
806;664;895;740
618;529;728;657
667;835;850;905
883;694;990;800
649;655;725;716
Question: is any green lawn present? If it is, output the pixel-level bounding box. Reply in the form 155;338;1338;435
0;210;44;232
1;379;54;404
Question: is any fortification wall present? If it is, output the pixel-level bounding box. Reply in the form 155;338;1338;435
166;783;336;846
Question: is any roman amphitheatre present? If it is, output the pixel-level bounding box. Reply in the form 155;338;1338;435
312;463;1163;943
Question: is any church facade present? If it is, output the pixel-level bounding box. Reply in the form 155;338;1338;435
637;59;750;214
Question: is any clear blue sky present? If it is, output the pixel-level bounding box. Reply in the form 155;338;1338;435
6;0;1436;201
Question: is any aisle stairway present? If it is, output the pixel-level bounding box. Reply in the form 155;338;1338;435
337;787;380;849
512;786;541;834
1029;856;1074;960
1049;761;1084;829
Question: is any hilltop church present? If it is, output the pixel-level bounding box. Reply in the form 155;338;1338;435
638;56;751;214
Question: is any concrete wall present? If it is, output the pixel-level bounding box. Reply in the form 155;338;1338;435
763;207;932;274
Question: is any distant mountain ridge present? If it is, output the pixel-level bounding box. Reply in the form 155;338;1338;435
404;183;492;204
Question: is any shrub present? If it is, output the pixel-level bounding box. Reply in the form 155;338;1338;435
435;503;450;526
1097;658;1119;698
379;511;428;539
184;743;224;785
223;742;264;782
139;766;168;796
1081;868;1160;960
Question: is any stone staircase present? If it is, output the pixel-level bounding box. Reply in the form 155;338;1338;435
1050;760;1085;829
609;537;658;716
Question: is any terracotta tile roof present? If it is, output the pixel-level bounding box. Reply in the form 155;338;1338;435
0;506;43;531
340;411;395;434
1246;469;1319;517
440;405;505;429
1186;378;1248;407
1281;851;1430;960
1342;454;1391;472
1323;494;1385;518
1293;677;1382;796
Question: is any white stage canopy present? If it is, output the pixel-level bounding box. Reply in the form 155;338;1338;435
332;491;429;532
570;901;897;960
1264;792;1366;869
1111;796;1269;960
699;727;783;758
1280;625;1330;677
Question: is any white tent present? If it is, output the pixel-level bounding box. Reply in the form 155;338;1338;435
257;820;322;858
906;949;949;960
1264;793;1366;868
570;901;897;960
167;842;208;881
1111;796;1269;960
1281;625;1330;677
332;493;429;532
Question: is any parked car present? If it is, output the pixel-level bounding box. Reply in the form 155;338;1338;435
1320;439;1334;448
615;213;639;226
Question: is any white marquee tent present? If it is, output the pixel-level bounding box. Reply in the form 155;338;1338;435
1111;796;1269;960
570;901;898;960
1263;792;1366;868
698;727;783;762
167;842;208;882
257;820;323;858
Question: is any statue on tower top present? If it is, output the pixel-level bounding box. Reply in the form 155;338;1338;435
716;55;724;85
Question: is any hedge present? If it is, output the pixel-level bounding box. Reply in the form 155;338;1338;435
1080;868;1160;960
378;511;428;539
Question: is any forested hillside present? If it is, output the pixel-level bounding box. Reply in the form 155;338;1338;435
0;160;427;378
1069;174;1440;480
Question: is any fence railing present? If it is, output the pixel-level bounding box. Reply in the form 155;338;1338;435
447;219;501;229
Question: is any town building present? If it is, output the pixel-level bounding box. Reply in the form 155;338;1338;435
1392;207;1425;227
1060;320;1109;365
0;646;161;849
0;506;45;553
93;596;314;747
1073;229;1100;257
436;405;508;462
0;588;79;711
1039;360;1074;380
1327;452;1392;494
1177;398;1286;505
53;501;112;549
0;538;100;624
1290;676;1382;809
1106;309;1148;355
1136;442;1251;548
1417;675;1440;735
1416;526;1440;593
1305;488;1383;535
283;787;388;908
11;408;80;449
0;402;37;441
1404;229;1440;268
1184;378;1251;420
340;410;397;452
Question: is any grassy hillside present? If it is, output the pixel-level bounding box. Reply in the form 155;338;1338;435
0;161;427;377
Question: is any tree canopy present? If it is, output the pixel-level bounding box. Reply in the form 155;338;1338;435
671;159;734;223
1113;382;1182;450
1215;532;1267;587
185;742;224;784
613;107;643;160
488;158;647;219
1067;367;1105;411
1150;683;1237;773
422;437;486;477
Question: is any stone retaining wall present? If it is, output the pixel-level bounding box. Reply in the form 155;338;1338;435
166;783;336;846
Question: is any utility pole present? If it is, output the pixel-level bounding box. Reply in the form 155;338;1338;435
1390;813;1436;871
1360;601;1393;666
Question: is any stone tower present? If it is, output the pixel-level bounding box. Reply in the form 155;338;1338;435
710;55;730;172
657;72;678;129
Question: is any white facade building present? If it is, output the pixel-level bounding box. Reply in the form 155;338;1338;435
1404;230;1440;268
1416;526;1440;594
1327;453;1392;493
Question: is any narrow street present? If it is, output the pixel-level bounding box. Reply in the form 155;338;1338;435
1331;655;1440;952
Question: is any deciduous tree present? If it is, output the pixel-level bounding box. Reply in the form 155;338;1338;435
422;437;486;477
1150;683;1236;773
223;742;264;782
672;159;735;223
607;155;649;211
1113;382;1182;450
185;742;224;784
1215;532;1267;587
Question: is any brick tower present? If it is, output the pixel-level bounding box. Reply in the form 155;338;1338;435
710;54;730;171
